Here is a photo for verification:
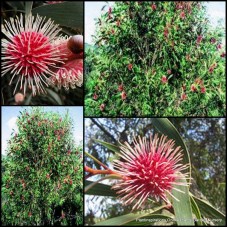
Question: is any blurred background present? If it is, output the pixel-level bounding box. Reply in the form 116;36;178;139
84;118;226;225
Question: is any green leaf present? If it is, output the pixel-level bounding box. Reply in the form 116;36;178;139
85;180;116;197
94;139;120;153
172;175;194;226
95;206;167;226
46;88;62;105
151;118;191;180
190;195;203;225
192;194;226;226
32;2;83;29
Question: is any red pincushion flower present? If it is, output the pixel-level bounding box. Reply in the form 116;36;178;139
180;11;185;19
127;64;133;71
93;93;98;100
181;93;187;101
190;84;197;92
161;75;168;84
50;36;83;90
196;35;203;45
151;4;156;10
112;135;189;210
121;91;127;100
167;69;172;75
2;14;63;95
100;103;105;111
200;87;206;94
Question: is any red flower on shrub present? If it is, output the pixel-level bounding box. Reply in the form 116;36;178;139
61;211;65;219
181;93;187;100
118;84;124;92
69;179;73;185
221;52;226;58
46;174;50;179
190;84;197;92
38;122;41;127
164;28;169;38
28;211;32;217
217;43;222;50
210;38;216;44
57;135;61;141
151;4;156;10
209;63;217;73
180;11;185;19
121;91;127;100
161;75;168;84
201;87;206;94
93;93;98;100
182;85;186;91
196;35;203;45
100;104;105;111
167;69;172;75
127;63;133;71
10;191;14;196
195;78;203;86
116;20;120;27
67;150;71;155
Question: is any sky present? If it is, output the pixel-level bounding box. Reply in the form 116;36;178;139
1;107;83;156
85;1;226;44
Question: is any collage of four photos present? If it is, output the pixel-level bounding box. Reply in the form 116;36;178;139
1;1;226;227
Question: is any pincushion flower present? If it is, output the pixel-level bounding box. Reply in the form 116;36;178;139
50;36;83;90
112;134;189;210
1;14;63;95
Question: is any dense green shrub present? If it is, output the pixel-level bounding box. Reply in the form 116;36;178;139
85;1;225;116
2;108;83;226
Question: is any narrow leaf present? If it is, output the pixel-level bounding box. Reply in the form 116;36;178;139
85;180;116;197
94;139;120;153
172;175;194;226
95;206;167;226
151;118;191;181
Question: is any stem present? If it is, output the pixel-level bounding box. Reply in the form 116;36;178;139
85;166;116;176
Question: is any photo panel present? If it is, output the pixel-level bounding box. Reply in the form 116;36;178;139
1;1;84;106
1;106;83;226
85;1;226;117
84;118;226;226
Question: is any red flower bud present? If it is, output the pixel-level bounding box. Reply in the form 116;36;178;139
121;91;127;100
118;84;124;92
93;93;98;100
161;75;168;84
190;84;197;92
201;87;206;94
181;93;187;101
167;69;172;75
100;104;105;112
127;64;133;71
151;4;156;10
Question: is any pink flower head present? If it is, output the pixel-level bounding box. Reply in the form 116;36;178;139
14;93;24;104
100;103;105;112
190;84;197;92
50;36;83;90
217;43;222;50
151;4;156;10
116;20;121;27
164;28;169;38
121;91;127;100
1;14;63;95
112;134;189;210
196;35;203;45
210;38;216;44
167;69;172;75
181;93;187;101
161;75;168;84
209;63;217;73
118;84;124;92
221;52;226;58
93;93;98;100
128;64;133;71
200;87;206;94
180;11;185;19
